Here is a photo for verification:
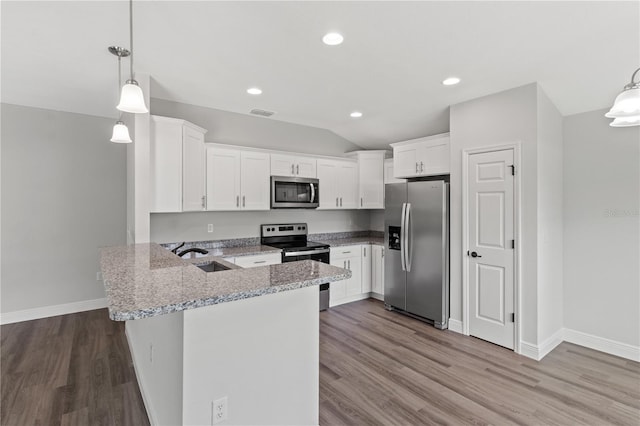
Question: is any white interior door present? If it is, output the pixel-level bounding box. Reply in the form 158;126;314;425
468;149;515;349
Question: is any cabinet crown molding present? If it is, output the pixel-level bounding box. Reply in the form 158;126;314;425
389;132;449;148
151;115;208;134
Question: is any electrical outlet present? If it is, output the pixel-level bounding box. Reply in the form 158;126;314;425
212;397;227;424
96;271;103;281
207;224;214;233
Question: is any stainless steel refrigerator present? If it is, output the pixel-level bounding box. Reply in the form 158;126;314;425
384;179;449;329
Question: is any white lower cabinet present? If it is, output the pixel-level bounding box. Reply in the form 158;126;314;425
329;245;363;306
228;253;281;268
329;243;385;307
371;245;384;297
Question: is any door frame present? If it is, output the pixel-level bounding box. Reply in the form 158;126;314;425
461;142;522;354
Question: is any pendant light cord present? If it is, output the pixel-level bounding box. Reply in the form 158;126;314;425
129;0;134;81
117;55;123;120
629;68;640;88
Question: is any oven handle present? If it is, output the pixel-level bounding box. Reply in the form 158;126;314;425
310;183;316;204
283;249;330;257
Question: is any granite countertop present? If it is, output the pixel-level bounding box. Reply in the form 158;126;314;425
100;243;351;321
313;236;385;247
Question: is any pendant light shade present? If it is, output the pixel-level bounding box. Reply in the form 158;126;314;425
111;121;132;143
117;79;148;113
605;67;640;127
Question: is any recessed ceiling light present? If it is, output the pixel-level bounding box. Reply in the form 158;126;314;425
442;77;461;86
350;111;363;118
322;32;344;46
247;87;262;95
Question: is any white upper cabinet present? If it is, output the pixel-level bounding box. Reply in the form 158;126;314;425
317;159;358;209
206;147;270;211
391;133;450;178
150;116;207;213
347;151;386;209
384;158;405;184
270;154;317;178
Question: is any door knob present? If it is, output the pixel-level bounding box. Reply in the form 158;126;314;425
469;251;482;258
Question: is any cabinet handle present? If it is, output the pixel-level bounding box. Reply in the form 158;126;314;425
343;261;346;268
420;161;424;173
348;260;351;269
242;195;245;207
336;197;339;207
236;195;239;207
291;164;295;175
382;248;385;258
340;197;343;207
360;197;363;207
296;164;299;175
201;195;206;208
254;260;266;264
416;162;419;173
364;247;366;257
342;251;351;254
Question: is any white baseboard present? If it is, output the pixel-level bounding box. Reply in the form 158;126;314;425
330;293;370;308
1;297;108;325
448;318;464;334
538;328;565;360
520;329;567;361
564;328;640;362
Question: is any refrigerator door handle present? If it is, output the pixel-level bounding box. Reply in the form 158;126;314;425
400;202;407;271
405;202;412;272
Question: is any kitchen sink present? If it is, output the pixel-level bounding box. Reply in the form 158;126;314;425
195;261;231;273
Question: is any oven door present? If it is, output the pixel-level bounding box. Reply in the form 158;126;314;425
271;176;319;209
282;249;329;264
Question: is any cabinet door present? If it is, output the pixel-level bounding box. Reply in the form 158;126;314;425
270;154;295;177
420;138;450;175
150;119;183;212
371;245;384;295
295;156;317;178
182;126;206;211
359;156;384;209
330;257;347;302
233;253;281;268
240;151;270;210
339;161;359;209
206;147;241;210
393;143;420;178
361;245;372;293
317;160;338;209
345;254;362;296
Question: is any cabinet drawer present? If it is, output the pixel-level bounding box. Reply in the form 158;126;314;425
233;253;281;268
330;245;361;260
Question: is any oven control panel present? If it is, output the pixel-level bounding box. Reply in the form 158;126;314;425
261;223;308;237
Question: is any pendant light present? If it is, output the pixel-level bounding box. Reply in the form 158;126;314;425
110;46;133;143
116;0;148;114
605;67;640;127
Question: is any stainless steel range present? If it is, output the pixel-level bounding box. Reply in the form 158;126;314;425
261;223;330;310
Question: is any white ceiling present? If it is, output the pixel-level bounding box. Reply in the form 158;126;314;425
2;1;639;149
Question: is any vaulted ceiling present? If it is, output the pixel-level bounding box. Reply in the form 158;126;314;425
2;1;639;149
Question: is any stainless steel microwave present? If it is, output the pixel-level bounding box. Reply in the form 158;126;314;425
271;176;319;209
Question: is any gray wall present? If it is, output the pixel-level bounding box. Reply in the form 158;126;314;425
151;210;371;243
1;104;127;313
450;83;539;345
150;98;363;155
563;109;639;347
536;86;564;344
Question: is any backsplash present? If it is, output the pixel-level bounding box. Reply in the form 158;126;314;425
151;209;373;244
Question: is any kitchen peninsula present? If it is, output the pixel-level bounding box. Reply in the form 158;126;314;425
100;243;350;425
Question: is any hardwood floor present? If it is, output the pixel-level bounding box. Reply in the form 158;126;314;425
1;309;149;426
2;300;638;425
319;299;640;425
